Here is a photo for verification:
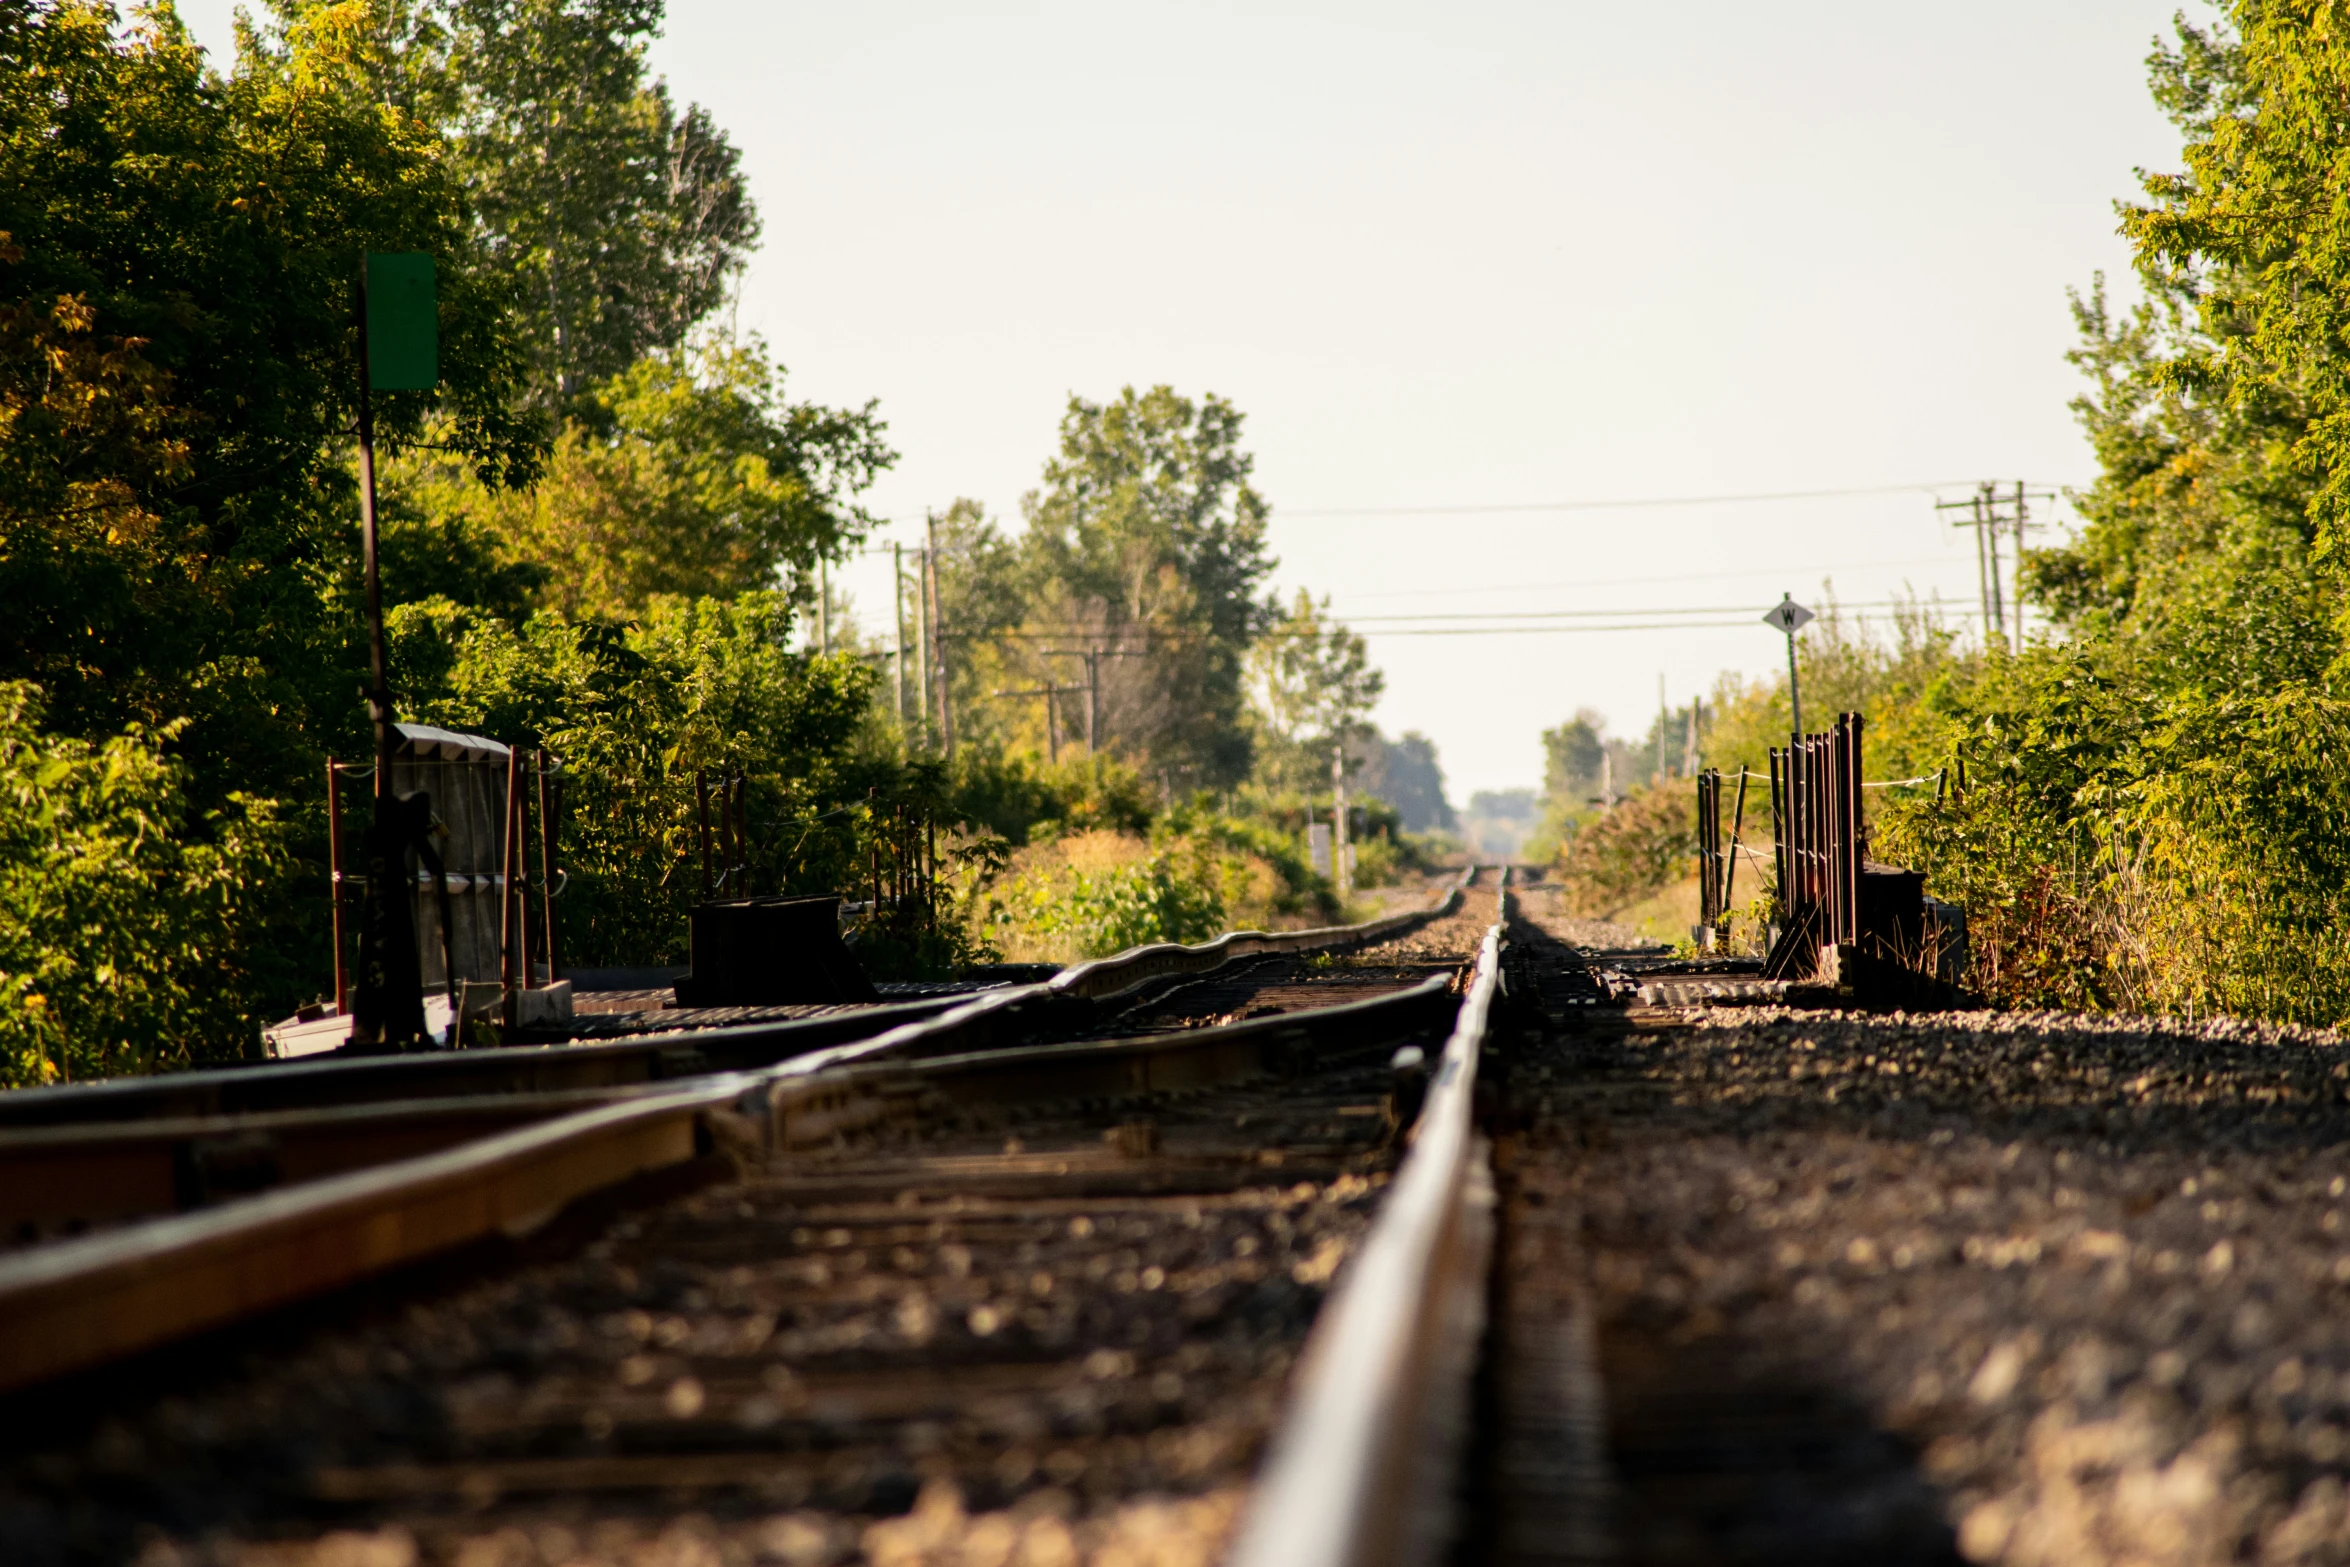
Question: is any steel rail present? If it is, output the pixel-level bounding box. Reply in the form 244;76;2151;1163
0;873;1477;1233
0;891;1487;1393
0;872;1470;1133
1227;884;1510;1567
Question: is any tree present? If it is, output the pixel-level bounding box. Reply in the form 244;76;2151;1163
1245;589;1382;794
393;336;892;617
434;0;758;411
1349;730;1456;833
1541;710;1608;801
1016;385;1277;786
0;0;533;795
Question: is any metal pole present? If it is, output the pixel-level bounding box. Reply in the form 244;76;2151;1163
696;768;712;902
500;746;520;1034
1784;607;1803;741
1724;763;1749;920
536;751;559;982
327;758;347;1015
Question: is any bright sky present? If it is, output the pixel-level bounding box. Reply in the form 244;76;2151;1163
182;1;2201;804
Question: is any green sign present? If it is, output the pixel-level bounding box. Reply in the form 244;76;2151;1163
365;252;437;391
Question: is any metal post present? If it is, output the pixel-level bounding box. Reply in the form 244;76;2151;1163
1724;763;1749;919
536;751;559;982
1783;600;1803;743
327;758;347;1015
500;745;520;1035
696;768;712;902
513;762;532;992
350;262;422;1049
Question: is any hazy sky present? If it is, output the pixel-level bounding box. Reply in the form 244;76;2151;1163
183;1;2202;803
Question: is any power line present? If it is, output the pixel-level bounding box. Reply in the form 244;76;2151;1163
1280;480;2002;518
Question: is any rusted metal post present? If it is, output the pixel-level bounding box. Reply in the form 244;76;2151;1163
513;763;532;990
1724;763;1750;921
500;746;520;1035
1768;748;1787;911
327;758;348;1015
536;751;559;982
696;768;712;902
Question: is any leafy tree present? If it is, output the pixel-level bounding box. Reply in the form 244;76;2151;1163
0;0;533;790
1350;730;1456;834
393;337;892;617
1015;386;1277;787
0;682;291;1087
428;0;756;410
1245;590;1383;793
389;590;874;963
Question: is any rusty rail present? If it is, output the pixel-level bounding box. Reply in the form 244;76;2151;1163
0;948;1476;1393
1227;881;1508;1567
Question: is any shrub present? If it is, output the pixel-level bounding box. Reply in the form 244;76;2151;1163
0;683;292;1086
1554;783;1694;917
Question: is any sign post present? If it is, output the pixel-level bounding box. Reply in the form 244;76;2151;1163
1761;594;1815;739
350;253;437;1049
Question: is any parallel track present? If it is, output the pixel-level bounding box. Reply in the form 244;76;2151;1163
0;873;1508;1565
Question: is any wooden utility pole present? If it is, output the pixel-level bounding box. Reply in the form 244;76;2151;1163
1332;743;1352;901
890;541;906;732
911;546;930;750
1938;482;2054;653
925;515;953;756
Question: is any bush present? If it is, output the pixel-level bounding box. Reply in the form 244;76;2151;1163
1554;783;1694;917
0;683;292;1086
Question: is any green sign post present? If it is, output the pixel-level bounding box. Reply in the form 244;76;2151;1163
365;252;437;390
352;253;438;1050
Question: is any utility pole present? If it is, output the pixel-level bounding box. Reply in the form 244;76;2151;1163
1654;675;1667;786
1332;743;1352;901
925;515;953;756
1937;482;2054;653
890;541;905;732
911;545;930;751
817;558;830;656
1684;698;1700;776
1041;647;1146;755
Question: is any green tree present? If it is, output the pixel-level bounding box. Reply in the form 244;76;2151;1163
1016;385;1277;787
0;682;291;1087
1244;589;1383;794
434;0;757;410
392;336;892;617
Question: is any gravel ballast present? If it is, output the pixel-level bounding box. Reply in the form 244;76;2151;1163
1501;909;2350;1566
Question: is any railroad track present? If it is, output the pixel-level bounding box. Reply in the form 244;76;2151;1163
24;863;2330;1566
0;871;1507;1564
